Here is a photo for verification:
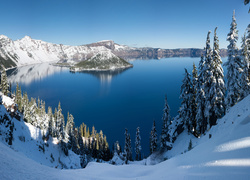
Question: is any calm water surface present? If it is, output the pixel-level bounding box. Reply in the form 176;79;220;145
7;57;226;156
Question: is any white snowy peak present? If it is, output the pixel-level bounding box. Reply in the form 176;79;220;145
0;35;135;69
90;50;118;61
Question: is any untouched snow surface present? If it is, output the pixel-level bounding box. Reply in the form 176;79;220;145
0;95;250;179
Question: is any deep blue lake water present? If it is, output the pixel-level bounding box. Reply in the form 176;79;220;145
7;57;226;157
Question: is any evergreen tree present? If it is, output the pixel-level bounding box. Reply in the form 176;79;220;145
40;100;46;117
150;120;157;154
208;27;226;126
56;102;65;140
240;33;250;100
78;129;85;155
124;128;132;163
203;31;214;131
191;63;198;133
91;126;97;138
247;24;250;62
179;69;194;133
65;112;75;149
196;54;206;135
114;141;121;155
188;139;193;151
99;130;104;151
0;68;9;96
15;83;22;111
135;127;141;161
224;10;242;109
22;92;29;120
72;127;79;154
161;95;171;149
47;106;53;137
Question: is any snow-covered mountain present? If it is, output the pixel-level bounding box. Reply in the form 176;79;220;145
0;92;249;179
70;50;133;71
0;35;228;70
0;35;135;69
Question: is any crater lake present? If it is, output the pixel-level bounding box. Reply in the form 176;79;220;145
7;57;227;156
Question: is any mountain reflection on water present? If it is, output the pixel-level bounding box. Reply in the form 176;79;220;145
70;67;132;84
7;63;132;86
7;63;67;85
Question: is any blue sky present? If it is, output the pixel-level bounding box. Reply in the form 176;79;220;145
0;0;249;49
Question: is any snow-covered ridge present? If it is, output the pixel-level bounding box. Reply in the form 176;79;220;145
0;35;226;69
0;35;135;69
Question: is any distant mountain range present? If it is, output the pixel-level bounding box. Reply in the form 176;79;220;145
0;35;228;69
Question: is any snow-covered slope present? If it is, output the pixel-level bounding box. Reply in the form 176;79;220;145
70;50;133;71
0;35;135;69
0;94;81;170
0;94;250;179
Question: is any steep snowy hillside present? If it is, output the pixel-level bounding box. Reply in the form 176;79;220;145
0;93;81;169
70;50;133;71
0;94;249;179
0;35;135;69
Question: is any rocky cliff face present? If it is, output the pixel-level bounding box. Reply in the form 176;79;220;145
0;35;228;69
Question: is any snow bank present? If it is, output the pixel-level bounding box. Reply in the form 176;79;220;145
0;95;249;179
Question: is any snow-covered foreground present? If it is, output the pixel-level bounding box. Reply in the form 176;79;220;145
0;95;250;179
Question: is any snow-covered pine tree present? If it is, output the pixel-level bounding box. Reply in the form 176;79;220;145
78;129;85;155
239;33;250;100
15;83;22;112
203;31;214;131
208;27;226;127
0;68;9;96
40;100;46;117
191;63;198;132
196;54;206;135
53;107;57;137
127;133;132;161
150;120;157;154
124;128;132;163
47;106;53;137
161;95;171;149
179;69;194;133
66;112;75;150
135;127;141;161
225;10;242;109
246;24;250;79
114;141;121;155
56;102;65;140
22;92;29;119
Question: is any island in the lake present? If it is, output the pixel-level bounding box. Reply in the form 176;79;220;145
69;51;133;72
